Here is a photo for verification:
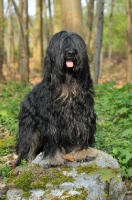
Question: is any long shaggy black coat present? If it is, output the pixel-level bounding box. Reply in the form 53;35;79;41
15;31;96;166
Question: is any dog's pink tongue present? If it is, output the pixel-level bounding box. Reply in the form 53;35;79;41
66;61;74;68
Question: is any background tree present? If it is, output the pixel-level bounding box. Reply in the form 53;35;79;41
108;0;114;68
47;0;53;39
17;0;22;73
85;0;94;49
43;0;48;56
7;0;14;72
34;0;43;71
0;0;5;82
20;0;29;83
125;0;132;82
53;0;62;34
93;0;104;83
13;0;29;82
62;0;84;38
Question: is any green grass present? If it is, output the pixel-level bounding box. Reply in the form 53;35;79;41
0;81;131;179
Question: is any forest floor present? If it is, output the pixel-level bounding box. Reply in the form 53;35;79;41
1;56;132;199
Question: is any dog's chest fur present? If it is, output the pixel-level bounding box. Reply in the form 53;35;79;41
42;78;89;150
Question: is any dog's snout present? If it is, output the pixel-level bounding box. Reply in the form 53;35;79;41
67;50;75;56
66;49;76;57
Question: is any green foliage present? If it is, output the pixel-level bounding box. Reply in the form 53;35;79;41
20;159;28;167
0;136;16;156
103;16;126;54
95;82;132;179
89;168;121;182
103;14;126;54
0;81;32;134
0;164;11;178
0;195;6;200
0;81;32;156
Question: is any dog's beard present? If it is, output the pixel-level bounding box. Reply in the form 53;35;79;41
55;50;80;102
55;84;77;102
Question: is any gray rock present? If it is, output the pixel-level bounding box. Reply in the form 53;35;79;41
6;148;126;200
6;189;45;200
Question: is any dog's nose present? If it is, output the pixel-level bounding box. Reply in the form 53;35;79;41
66;50;75;57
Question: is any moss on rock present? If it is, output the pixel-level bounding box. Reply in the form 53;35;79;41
14;170;33;191
9;165;74;192
77;164;99;174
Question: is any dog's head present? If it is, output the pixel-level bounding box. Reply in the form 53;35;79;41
44;31;91;84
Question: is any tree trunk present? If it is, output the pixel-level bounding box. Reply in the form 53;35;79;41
125;0;132;82
0;0;5;82
17;0;22;73
108;0;114;68
7;0;14;73
21;0;29;83
85;0;94;49
99;47;104;78
43;0;48;57
34;0;43;72
93;0;104;84
61;0;84;38
47;0;53;39
12;0;29;82
53;0;62;34
7;0;11;70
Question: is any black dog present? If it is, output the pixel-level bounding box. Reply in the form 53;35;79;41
15;31;96;167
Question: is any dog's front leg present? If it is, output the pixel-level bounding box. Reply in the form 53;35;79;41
32;149;66;168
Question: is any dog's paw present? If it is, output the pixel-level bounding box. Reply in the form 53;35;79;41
70;148;97;162
39;151;65;168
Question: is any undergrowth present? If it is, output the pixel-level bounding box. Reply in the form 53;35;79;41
0;81;32;134
0;81;132;180
95;82;132;179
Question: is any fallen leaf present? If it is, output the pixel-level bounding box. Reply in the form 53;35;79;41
61;154;75;162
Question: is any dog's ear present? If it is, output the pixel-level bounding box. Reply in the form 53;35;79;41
43;54;53;82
